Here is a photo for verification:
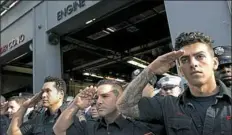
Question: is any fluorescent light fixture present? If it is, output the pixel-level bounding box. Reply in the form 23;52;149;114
83;73;125;82
91;74;104;79
87;30;110;40
86;20;93;24
105;76;114;80
83;72;104;79
83;72;90;76
85;18;96;24
0;9;7;16
105;76;125;82
127;57;149;68
127;60;147;68
132;57;149;64
9;0;18;8
102;30;110;34
106;27;115;32
115;78;125;82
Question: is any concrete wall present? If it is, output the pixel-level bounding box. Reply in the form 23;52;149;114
1;1;41;31
32;1;62;93
0;1;42;58
0;11;33;57
165;1;231;48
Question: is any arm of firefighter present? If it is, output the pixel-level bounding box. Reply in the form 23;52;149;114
7;106;27;135
53;102;79;135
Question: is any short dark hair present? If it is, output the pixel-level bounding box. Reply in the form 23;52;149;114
97;80;123;97
44;76;67;95
8;96;27;105
175;32;214;56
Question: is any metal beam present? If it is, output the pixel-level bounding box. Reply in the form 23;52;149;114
67;37;171;71
69;58;107;71
2;65;32;74
63;36;116;54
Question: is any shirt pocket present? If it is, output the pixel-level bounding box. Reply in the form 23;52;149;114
32;125;44;135
167;116;193;135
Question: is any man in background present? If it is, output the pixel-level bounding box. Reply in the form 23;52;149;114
7;76;66;135
213;46;232;88
0;95;10;135
155;75;183;97
7;96;30;122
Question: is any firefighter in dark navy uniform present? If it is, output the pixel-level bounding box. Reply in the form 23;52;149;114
0;95;10;135
7;76;67;135
213;46;232;88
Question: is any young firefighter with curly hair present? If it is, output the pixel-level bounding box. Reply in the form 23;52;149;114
7;76;67;135
117;32;231;135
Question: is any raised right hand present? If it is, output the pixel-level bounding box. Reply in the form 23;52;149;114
148;50;184;75
22;91;43;108
73;86;97;110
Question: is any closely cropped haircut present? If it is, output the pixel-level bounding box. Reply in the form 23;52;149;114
44;76;67;95
8;96;27;106
97;80;123;97
175;32;214;56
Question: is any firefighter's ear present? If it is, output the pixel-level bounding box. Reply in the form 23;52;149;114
213;57;219;70
59;91;64;99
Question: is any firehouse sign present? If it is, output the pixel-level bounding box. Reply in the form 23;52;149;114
57;0;85;21
0;34;25;56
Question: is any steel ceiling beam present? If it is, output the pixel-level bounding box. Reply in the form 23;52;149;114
2;65;32;74
66;36;170;72
63;36;117;55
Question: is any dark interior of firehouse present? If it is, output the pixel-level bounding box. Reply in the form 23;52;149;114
1;0;176;97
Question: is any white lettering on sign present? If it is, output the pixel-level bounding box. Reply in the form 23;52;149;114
57;0;85;21
0;34;25;57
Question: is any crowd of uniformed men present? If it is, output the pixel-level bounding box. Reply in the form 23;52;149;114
0;32;231;135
